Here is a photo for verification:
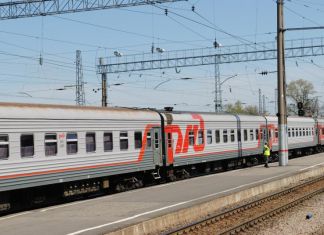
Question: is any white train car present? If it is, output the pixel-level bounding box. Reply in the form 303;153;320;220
164;113;239;168
239;115;266;158
0;103;162;195
265;116;316;153
317;118;324;146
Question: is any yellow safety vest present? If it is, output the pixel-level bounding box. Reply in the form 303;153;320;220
264;145;270;157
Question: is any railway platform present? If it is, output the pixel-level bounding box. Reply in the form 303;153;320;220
1;153;324;235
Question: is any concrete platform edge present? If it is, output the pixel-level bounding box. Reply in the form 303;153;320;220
106;166;324;235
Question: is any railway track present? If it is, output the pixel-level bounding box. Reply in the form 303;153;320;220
163;175;324;235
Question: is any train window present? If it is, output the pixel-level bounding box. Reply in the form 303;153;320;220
120;132;128;150
104;132;113;152
275;129;278;138
86;133;96;153
0;135;9;159
249;129;254;141
288;128;291;138
299;128;302;137
322;129;324;135
230;129;235;142
146;132;152;148
295;128;298;137
292;128;295;137
215;130;220;143
135;131;142;149
154;132;159;149
67;132;78;154
303;128;305;136
244;129;248;141
45;133;57;156
167;133;172;148
256;129;259;140
189;131;194;146
312;128;314;136
207;130;212;144
21;134;34;157
198;130;204;144
223;130;228;143
268;130;272;138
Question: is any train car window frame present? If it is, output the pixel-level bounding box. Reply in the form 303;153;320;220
198;130;204;145
66;132;78;155
21;134;34;158
86;132;96;153
189;131;194;146
207;130;212;144
230;129;235;142
255;129;259;141
0;135;9;159
243;129;248;141
146;132;152;149
134;131;142;149
103;132;113;152
249;129;254;141
45;133;57;157
223;129;228;143
215;130;220;143
120;131;129;151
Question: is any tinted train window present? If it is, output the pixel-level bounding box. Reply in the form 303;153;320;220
256;129;259;140
86;133;96;152
299;128;302;137
215;130;220;143
223;130;228;143
230;129;235;142
104;132;113;152
0;135;9;159
244;129;248;141
288;128;291;137
207;130;212;144
120;132;128;150
67;132;78;154
275;129;278;138
135;131;142;149
21;134;34;157
198;130;204;144
167;133;172;148
189;131;194;146
45;133;57;156
302;128;305;136
146;132;152;148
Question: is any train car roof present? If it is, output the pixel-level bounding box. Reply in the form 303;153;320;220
0;102;161;120
164;112;238;122
265;115;315;123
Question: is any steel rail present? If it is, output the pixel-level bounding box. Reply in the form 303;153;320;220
164;175;324;235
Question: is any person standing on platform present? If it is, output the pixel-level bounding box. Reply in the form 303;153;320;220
263;142;270;168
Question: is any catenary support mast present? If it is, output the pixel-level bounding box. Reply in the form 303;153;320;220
277;0;288;166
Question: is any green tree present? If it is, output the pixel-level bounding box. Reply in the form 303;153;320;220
286;79;317;116
225;101;259;115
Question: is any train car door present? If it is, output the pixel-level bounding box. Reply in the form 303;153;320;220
152;127;162;166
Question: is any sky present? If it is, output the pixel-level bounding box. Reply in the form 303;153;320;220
0;0;324;114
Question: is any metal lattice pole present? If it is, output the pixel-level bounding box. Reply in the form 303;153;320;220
76;50;85;106
214;55;221;113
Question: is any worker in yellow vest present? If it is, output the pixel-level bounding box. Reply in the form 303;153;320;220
263;142;270;168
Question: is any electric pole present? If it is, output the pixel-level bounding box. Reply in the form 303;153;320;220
277;0;288;166
263;95;266;115
99;57;108;107
76;50;85;106
259;89;262;115
214;55;221;113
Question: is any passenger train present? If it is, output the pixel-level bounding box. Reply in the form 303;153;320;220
0;102;323;212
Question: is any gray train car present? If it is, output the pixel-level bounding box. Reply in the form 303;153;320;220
0;103;162;194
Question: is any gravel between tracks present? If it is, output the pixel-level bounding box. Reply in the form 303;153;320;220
247;192;324;235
